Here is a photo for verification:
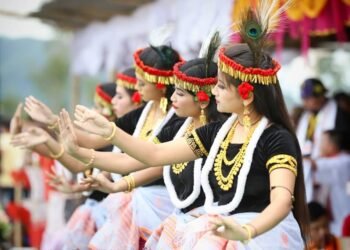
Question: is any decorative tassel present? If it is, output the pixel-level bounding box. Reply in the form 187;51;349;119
160;97;168;114
200;108;207;126
243;106;251;132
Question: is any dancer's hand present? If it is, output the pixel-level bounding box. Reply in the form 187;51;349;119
10;103;23;135
25;96;58;126
47;167;91;193
58;109;80;155
208;215;249;241
81;173;116;193
11;127;50;149
74;105;113;138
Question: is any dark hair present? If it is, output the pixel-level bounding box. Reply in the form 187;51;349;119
120;67;138;97
178;58;227;122
308;201;327;222
99;82;117;99
324;129;350;151
139;45;181;110
223;43;309;242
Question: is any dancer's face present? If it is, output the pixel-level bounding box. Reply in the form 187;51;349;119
112;86;137;118
171;86;200;118
212;71;244;114
136;76;164;102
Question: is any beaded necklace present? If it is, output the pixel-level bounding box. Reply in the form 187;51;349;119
171;122;195;174
214;120;256;191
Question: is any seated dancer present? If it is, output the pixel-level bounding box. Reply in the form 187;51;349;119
68;1;309;249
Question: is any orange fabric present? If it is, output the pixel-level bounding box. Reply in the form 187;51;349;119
309;235;341;250
300;0;328;19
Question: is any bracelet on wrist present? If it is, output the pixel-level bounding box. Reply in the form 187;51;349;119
104;122;117;141
85;149;95;169
123;175;135;193
241;224;252;245
47;117;59;130
49;145;64;159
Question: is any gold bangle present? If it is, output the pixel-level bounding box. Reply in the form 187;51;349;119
123;176;131;192
123;175;136;192
129;174;135;191
104;122;116;141
85;149;95;169
47;118;59;130
49;145;64;159
246;223;258;238
241;224;252;245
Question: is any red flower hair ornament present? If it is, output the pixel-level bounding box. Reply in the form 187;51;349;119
196;90;210;102
238;82;254;100
131;91;142;104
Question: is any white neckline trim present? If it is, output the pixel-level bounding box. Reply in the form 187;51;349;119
201;115;268;214
163;117;204;208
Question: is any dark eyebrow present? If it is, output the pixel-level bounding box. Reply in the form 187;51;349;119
175;87;186;93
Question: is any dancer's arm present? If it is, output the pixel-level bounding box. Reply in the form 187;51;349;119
70;107;198;166
24;96;109;149
82;167;163;193
11;127;88;173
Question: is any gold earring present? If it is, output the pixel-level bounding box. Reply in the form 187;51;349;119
200;108;207;126
243;106;251;132
160;97;168;114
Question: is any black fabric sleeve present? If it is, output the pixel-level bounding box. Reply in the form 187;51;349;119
185;121;224;157
155;119;185;143
114;105;145;135
263;128;298;176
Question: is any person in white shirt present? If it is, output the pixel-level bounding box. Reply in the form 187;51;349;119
312;129;350;236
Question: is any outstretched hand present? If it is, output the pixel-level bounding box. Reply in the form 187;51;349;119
24;96;58;126
207;215;249;241
10;103;23;135
74;105;113;138
58;109;80;156
11;127;50;149
80;172;116;193
47;166;91;193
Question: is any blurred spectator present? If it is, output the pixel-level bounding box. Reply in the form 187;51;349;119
308;201;341;250
296;78;350;203
334;92;350;114
312;129;350;236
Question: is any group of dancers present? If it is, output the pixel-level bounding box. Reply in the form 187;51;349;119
10;1;309;249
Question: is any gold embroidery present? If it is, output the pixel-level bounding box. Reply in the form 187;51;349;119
153;137;160;144
172;162;189;175
192;131;208;157
214;121;255;191
266;154;297;176
186;135;204;157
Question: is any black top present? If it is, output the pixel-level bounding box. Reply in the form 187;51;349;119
116;105;185;187
115;105;146;134
156;120;205;213
143;114;185;187
186;121;299;214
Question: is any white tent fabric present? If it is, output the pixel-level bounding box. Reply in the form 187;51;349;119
70;0;233;76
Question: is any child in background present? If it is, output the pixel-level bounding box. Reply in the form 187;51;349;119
308;201;341;250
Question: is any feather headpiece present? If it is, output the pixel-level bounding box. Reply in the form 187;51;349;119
134;24;181;85
173;31;222;96
218;0;290;85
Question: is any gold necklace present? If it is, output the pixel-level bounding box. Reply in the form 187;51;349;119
172;122;195;175
214;120;255;191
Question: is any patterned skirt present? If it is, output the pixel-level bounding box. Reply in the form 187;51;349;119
145;208;304;250
89;186;174;250
62;198;108;250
